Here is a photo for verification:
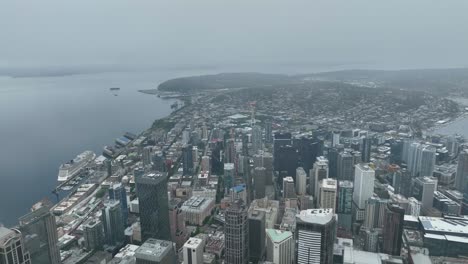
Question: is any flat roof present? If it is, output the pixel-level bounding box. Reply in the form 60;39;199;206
296;208;334;225
420;216;468;236
266;229;292;243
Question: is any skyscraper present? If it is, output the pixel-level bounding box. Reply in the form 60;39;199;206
182;144;193;175
83;220;104;251
183;238;204;264
283;176;295;199
248;211;266;263
361;137;372;163
276;145;298;181
363;197;389;230
18;201;60;264
136;172;171;241
392;169;412;198
168;198;188;249
353;164;375;221
296;167;307;196
109;183;128;226
101;200;125;247
265;120;273;144
337;152;354;181
455;149;468;191
254;167;267;199
265;229;294;264
310;156;329;198
337;181;353;232
224;163;235;191
411;176;437;211
225;200;249;264
382;204;405;256
295;209;336;264
327;148;339;178
252;125;263;154
319;179;337;212
0;227;30;264
332;131;340;147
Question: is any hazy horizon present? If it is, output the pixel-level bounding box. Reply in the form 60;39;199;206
2;1;468;75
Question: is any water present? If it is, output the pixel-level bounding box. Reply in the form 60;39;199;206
0;69;213;226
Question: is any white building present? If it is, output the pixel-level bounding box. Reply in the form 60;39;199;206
310;157;329;198
183;237;204;264
181;196;215;226
353;164;375;220
319;179;337;212
296;167;307;195
266;229;294;264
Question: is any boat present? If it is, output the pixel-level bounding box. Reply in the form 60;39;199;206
110;87;120;91
60;186;74;191
57;151;96;183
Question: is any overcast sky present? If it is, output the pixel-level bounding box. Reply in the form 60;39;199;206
1;1;468;72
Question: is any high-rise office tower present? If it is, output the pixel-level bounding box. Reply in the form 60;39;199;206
295;209;336;264
353;164;375;221
455;149;468;191
319;179;337;212
392;169;412;198
265;229;294;264
364;229;379;253
283;177;295;199
192;146;199;169
254;167;267;199
327;148;339;178
337;181;353;232
296;167;307;195
142;146;153;167
338;152;354;181
109;183;128;226
83;220;104;251
273;132;292;172
295;136;323;173
18;201;60;264
101;200;125;247
152;151;166;172
224;163;235;192
363;197;389;229
382;204;405;256
201;155;211;172
332;131;340;147
262;152;274;185
446;136;459;156
0;227;30;264
361;137;372;163
265;120;273;144
182;144;193;175
225;200;249;264
183;237;204;264
252;125;263;155
225;138;236;164
310;156;329;198
168;198;188;249
276;145;298;181
407;143;436;177
420;146;436;177
411;176;437;211
135;238;176;264
407;197;421;217
248;211;266;263
136;172;171;241
390;139;403;164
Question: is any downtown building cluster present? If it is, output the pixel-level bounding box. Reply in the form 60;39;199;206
4;85;468;264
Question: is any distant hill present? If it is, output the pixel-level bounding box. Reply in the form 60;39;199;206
157;72;293;93
157;68;468;96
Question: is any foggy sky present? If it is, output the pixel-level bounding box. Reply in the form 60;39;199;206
2;0;468;72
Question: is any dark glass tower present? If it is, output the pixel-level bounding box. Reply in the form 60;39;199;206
136;172;171;241
109;183;128;226
248;210;265;263
382;204;405;256
361;137;372;163
19;201;60;264
225;199;249;264
182;144;193;175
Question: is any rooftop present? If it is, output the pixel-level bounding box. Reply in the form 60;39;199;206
296;208;335;225
419;215;468;236
184;238;203;249
135;239;173;261
266;229;292;243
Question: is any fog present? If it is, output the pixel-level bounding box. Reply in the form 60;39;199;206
1;0;468;74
